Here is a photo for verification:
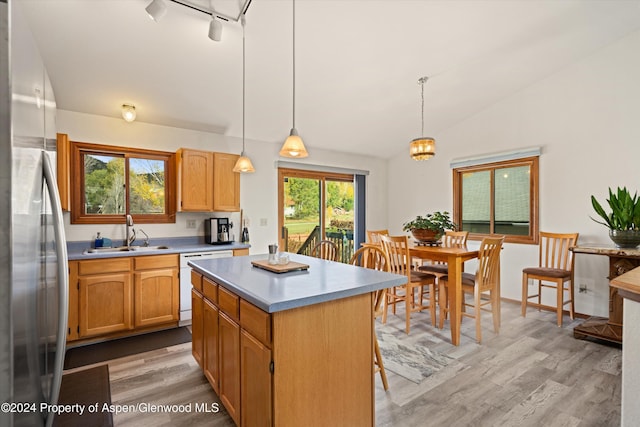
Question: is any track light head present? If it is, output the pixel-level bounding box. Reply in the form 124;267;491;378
146;0;167;22
208;17;223;41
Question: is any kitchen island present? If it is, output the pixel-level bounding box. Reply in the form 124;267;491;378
188;253;407;427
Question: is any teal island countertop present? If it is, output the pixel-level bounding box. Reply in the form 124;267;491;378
189;253;408;313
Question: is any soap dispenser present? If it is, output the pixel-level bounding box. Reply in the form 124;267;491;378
95;232;104;248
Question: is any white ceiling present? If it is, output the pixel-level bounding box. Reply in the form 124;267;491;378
19;0;640;159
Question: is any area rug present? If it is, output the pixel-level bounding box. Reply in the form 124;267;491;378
64;327;192;370
53;365;113;427
376;328;454;384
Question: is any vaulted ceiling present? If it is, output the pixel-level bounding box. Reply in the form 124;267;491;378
19;0;640;158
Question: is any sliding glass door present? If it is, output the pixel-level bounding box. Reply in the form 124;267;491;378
278;168;355;263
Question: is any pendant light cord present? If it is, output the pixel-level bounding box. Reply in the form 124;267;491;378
292;0;296;129
418;76;428;136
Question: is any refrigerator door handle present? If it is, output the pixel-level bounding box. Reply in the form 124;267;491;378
42;151;69;426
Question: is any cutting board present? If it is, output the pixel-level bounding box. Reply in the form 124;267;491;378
251;259;310;273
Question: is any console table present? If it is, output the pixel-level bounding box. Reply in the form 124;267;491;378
571;245;640;344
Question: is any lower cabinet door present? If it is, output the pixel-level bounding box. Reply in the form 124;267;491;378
203;299;220;393
134;268;179;328
219;311;241;426
240;330;272;427
191;289;204;368
79;273;133;337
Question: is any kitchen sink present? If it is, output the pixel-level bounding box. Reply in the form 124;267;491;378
85;245;170;254
129;245;170;251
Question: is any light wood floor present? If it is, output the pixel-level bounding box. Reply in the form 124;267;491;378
105;300;621;426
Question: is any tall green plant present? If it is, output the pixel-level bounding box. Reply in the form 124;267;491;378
591;187;640;230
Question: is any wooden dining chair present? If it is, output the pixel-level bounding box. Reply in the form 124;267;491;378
417;231;469;320
311;240;339;261
440;236;504;343
521;231;579;327
350;245;391;391
379;234;436;334
366;229;389;245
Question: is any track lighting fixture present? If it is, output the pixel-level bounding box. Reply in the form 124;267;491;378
208;16;223;42
145;0;167;22
144;0;253;42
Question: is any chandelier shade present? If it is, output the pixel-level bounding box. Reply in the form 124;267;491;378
410;137;436;160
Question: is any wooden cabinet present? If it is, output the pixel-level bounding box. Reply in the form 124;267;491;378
176;149;240;212
70;254;179;341
213;152;240;212
233;248;250;257
219;311;241;426
79;271;133;338
240;330;272;427
191;271;272;427
177;148;214;211
133;254;179;328
203;299;219;393
191;288;204;368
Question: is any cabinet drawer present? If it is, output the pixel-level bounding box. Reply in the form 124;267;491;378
79;258;131;275
134;254;179;270
218;286;239;321
191;270;203;293
203;277;218;304
240;300;271;347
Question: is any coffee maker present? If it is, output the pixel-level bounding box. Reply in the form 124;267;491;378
205;217;232;244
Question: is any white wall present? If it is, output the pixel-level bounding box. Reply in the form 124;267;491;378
388;29;640;317
57;110;388;255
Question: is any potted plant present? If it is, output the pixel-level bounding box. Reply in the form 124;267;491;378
591;187;640;248
402;211;457;243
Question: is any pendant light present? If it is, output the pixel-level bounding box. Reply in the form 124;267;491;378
233;17;255;173
409;76;435;161
279;0;308;158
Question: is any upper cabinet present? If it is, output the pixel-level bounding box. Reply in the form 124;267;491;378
177;148;214;211
177;149;240;212
213;152;240;212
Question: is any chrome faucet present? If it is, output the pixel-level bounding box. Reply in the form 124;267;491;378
125;214;136;247
139;229;150;247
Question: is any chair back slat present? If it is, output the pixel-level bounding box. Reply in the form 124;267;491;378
367;229;389;245
476;236;505;292
379;234;411;279
311;240;339;261
442;230;469;246
538;232;579;271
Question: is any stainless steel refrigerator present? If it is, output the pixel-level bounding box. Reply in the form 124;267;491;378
1;1;69;426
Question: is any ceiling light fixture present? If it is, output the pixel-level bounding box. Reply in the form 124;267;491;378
145;0;253;42
121;104;136;123
279;0;308;158
409;76;436;161
145;0;167;22
233;17;255;173
208;16;223;42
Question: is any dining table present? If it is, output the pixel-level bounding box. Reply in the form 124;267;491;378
409;243;480;346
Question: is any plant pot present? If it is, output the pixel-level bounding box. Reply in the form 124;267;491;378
609;229;640;249
411;228;441;243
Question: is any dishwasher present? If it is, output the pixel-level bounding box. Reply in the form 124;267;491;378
179;250;233;325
